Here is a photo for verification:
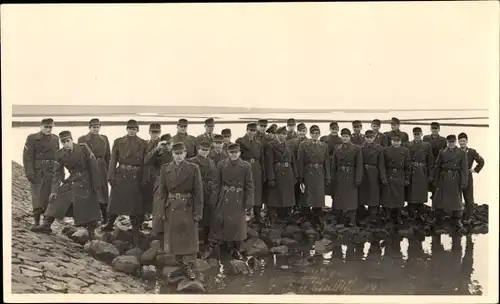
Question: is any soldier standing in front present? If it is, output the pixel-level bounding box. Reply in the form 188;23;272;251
287;123;308;212
156;142;203;280
24;118;60;229
78;118;111;223
173;118;197;158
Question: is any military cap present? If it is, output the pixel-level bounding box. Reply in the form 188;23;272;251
126;119;139;128
172;142;186;152
310;125;320;133
391;135;401;141
258;119;268;126
371;119;381;126
390;117;401;125
89;118;101;127
352;120;362;127
458;132;468;140
340;128;351;136
198;141;212;149
446;134;457;141
297;123;307;131
329;121;339;129
413;127;422;133
276;126;287;134
59;130;72;140
149;123;161;131
160;133;172;142
247;122;257;130
227;143;240;151
213;134;224;142
221;128;232;136
430;122;440;128
204;118;215;126
365;130;375;137
177;118;188;126
287;118;296;125
266;124;278;134
41;118;54;125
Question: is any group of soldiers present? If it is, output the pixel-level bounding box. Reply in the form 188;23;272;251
23;116;484;280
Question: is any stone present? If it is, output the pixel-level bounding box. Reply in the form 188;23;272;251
156;253;179;268
177;279;205;293
43;281;68;293
193;259;210;272
162;266;182;278
207;258;219;268
141;265;156;281
66;278;88;288
228;259;249;275
314;238;333;255
88;240;120;264
124;247;144;260
150;240;162;251
83;242;91;253
112;240;132;254
283;225;301;238
61;225;78;238
243;238;269;256
140;247;159;266
112;255;141;275
17;252;45;263
281;238;299;247
247;227;260;238
111;227;133;243
71;228;91;245
12;258;22;264
20;268;43;277
270;245;289;255
398;228;414;237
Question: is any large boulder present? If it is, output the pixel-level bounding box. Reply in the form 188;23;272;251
112;255;141;275
87;240;120;264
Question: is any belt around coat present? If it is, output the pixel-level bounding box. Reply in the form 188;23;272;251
119;163;141;171
275;162;290;167
168;193;193;199
307;163;323;168
223;186;243;192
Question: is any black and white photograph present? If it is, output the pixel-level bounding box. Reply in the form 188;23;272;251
2;2;499;303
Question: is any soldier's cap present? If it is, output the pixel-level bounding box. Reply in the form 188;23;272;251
371;119;381;126
149;123;161;132
213;134;224;141
247;122;257;130
172;142;187;152
365;130;375;137
258;119;268;126
198;141;212;149
221;128;232;136
126;119;139;128
89;118;101;127
340;128;351;136
458;132;468;140
391;135;402;141
40;118;54;126
446;134;457;142
413;127;422;133
59;130;72;140
431;122;440;128
310;125;320;133
352;120;362;127
390;117;400;125
276;126;287;134
160;133;172;142
204;118;215;126
287;118;296;125
329;121;339;129
177;118;188;126
266;124;278;134
227;143;240;151
297;123;307;131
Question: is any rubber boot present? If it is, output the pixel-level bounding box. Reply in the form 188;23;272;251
102;214;117;231
431;209;444;230
33;213;41;227
31;216;55;233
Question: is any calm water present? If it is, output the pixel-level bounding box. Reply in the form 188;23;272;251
9;110;491;295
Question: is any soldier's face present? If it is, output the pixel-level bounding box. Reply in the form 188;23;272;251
164;142;173;151
247;128;257;137
365;136;375;143
257;124;267;133
431;127;440;135
298;129;307;137
330;127;339;135
391;139;401;147
223;135;231;143
149;131;161;140
228;150;240;160
173;151;186;162
205;125;214;134
127;127;138;136
447;140;456;148
40;125;53;135
287;124;295;132
310;131;320;140
278;133;287;142
458;138;468;148
341;135;351;143
413;132;422;140
352;125;362;133
371;124;380;132
391;123;399;131
198;148;210;157
61;138;73;149
177;124;187;133
213;141;223;150
89;125;101;134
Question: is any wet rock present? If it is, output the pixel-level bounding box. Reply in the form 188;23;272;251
244;238;269;256
193;259;211;272
17;251;45;263
162;266;182;278
112;255;141;275
322;225;339;238
300;221;313;231
270;245;289;255
283;224;301;238
12;258;22;264
112;240;132;254
141;265;156;281
305;228;319;240
111;228;133;243
177;279;205;293
472;225;488;234
229;259;249;275
88;240;120;264
166;269;186;285
314;238;333;254
124;247;144;260
207;258;219;268
61;225;78;238
140;247;159;266
70;228;91;245
246;227;259;238
150;240;162;251
281;238;299;247
43;281;68;293
156;253;179;268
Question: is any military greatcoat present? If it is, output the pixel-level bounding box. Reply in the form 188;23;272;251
265;140;297;208
359;142;387;207
381;146;411;208
331;142;364;211
235;135;265;207
404;140;434;204
433;147;468;211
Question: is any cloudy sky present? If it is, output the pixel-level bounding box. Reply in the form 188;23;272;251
1;2;498;109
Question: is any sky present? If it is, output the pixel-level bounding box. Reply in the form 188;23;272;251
1;2;498;109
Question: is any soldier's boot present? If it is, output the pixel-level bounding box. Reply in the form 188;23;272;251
99;204;108;224
102;215;118;231
452;211;466;233
33;213;41;227
230;242;244;260
345;211;357;227
356;206;367;226
381;208;390;225
31;216;55;233
253;206;265;226
430;209;444;230
86;221;98;240
184;263;196;280
366;206;378;227
394;208;404;227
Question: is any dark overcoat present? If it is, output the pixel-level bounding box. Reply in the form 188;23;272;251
462;148;485;204
381;146;411;208
195;133;217;149
404;140;434;204
433;147;468;211
384;130;410;146
265;140;297;208
142;139;160;214
331;143;364;211
23;132;60;212
44;143;102;226
351;133;366;147
209;149;229;167
235;135;265;207
373;132;389;147
320;134;342;196
188;155;216;228
172;133;197;158
210;158;254;242
359;143;387;207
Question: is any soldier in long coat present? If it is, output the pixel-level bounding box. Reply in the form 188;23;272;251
201;143;254;260
384;117;410;146
142;123;162;218
404;127;434;222
286;118;298;140
103;120;150;244
423;122;447;199
188;141;217;244
381;135;411;226
320;122;342;197
77;118;111;223
172;118;197;158
255;119;268;142
23;118;60;228
287;123;308;211
371;119;389;147
359;130;387;226
195;118;217;149
331;128;363;227
32;131;102;239
221;128;233;149
457;132;485;223
351;120;366;147
432;135;468;231
262;123;277;219
235;122;266;224
156;142;203;280
265;126;297;223
297;125;331;230
146;133;173;240
209;134;229;166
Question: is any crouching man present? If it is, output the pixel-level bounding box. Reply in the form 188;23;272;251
32;131;102;239
201;143;254;260
156;142;204;280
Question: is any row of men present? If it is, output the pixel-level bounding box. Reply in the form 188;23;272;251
23;116;484;278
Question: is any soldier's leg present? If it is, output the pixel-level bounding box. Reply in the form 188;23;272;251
394;207;403;226
201;236;221;260
294;182;302;212
102;214;118;231
345;209;357;227
228;241;244;260
31;215;55;233
130;215;143;246
32;207;44;227
310;207;324;230
85;221;98;240
451;210;465;232
367;206;379;226
463;182;474;223
253;205;263;224
431;208;444;229
99;203;108;224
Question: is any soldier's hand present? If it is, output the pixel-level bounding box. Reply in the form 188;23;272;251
49;193;57;202
469;168;475;174
157;141;167;149
267;180;276;187
381;180;389;186
194;215;202;222
108;179;116;187
26;174;37;184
